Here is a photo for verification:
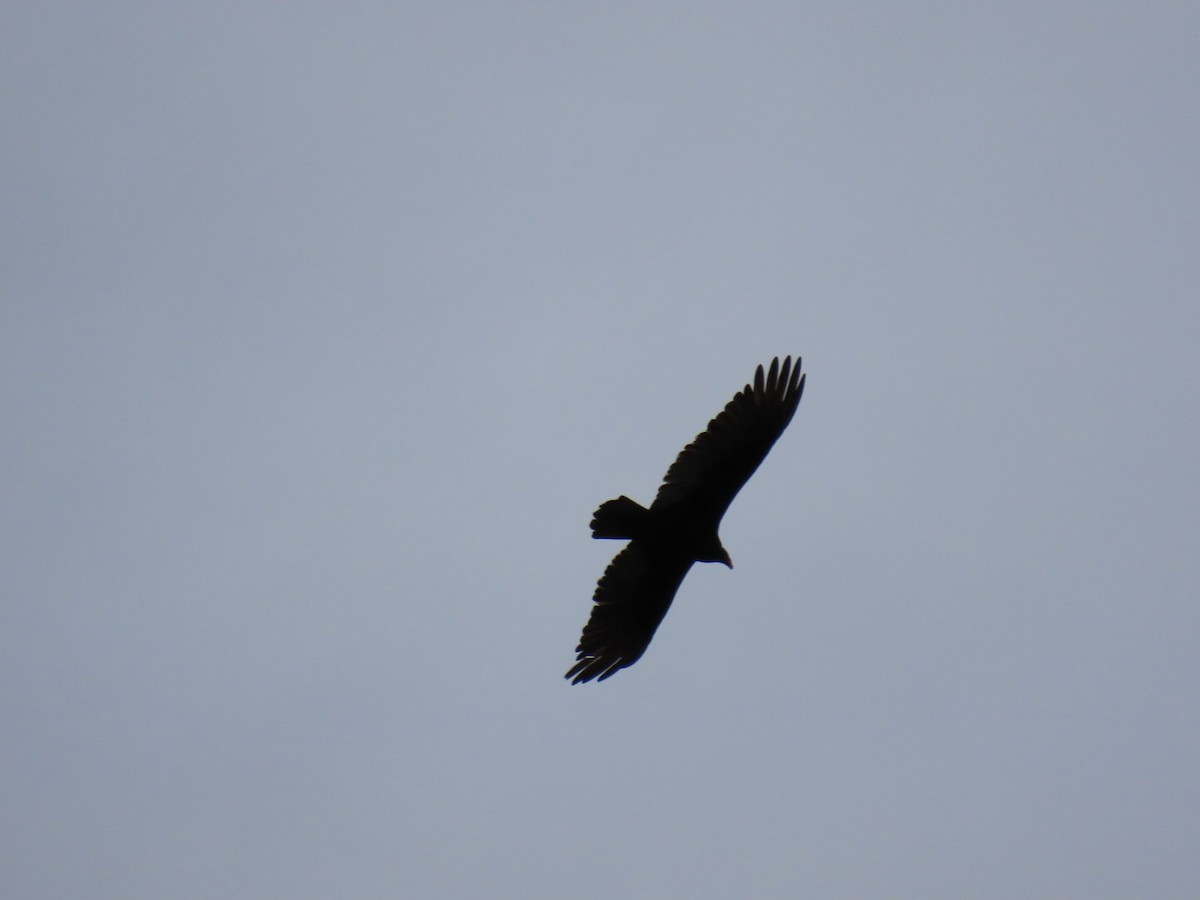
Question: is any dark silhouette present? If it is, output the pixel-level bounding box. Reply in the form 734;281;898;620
567;356;806;683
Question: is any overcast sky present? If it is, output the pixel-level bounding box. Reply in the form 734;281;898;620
3;3;1199;898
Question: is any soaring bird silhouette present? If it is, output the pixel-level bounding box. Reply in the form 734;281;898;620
567;356;805;683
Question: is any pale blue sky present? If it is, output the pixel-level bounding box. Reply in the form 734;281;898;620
4;3;1199;897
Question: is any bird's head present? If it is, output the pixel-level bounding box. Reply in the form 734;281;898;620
700;541;733;569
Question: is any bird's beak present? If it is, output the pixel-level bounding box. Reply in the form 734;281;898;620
721;551;733;569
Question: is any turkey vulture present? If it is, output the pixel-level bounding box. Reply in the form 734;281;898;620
566;356;806;684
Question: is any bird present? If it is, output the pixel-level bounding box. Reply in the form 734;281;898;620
566;356;806;684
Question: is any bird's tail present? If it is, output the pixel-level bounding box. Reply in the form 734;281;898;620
590;495;648;539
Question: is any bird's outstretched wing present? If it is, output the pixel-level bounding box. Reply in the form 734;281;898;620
651;355;805;515
566;543;693;684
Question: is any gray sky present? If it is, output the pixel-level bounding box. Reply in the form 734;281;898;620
4;3;1199;897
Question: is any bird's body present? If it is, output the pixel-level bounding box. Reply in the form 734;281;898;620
567;356;805;684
